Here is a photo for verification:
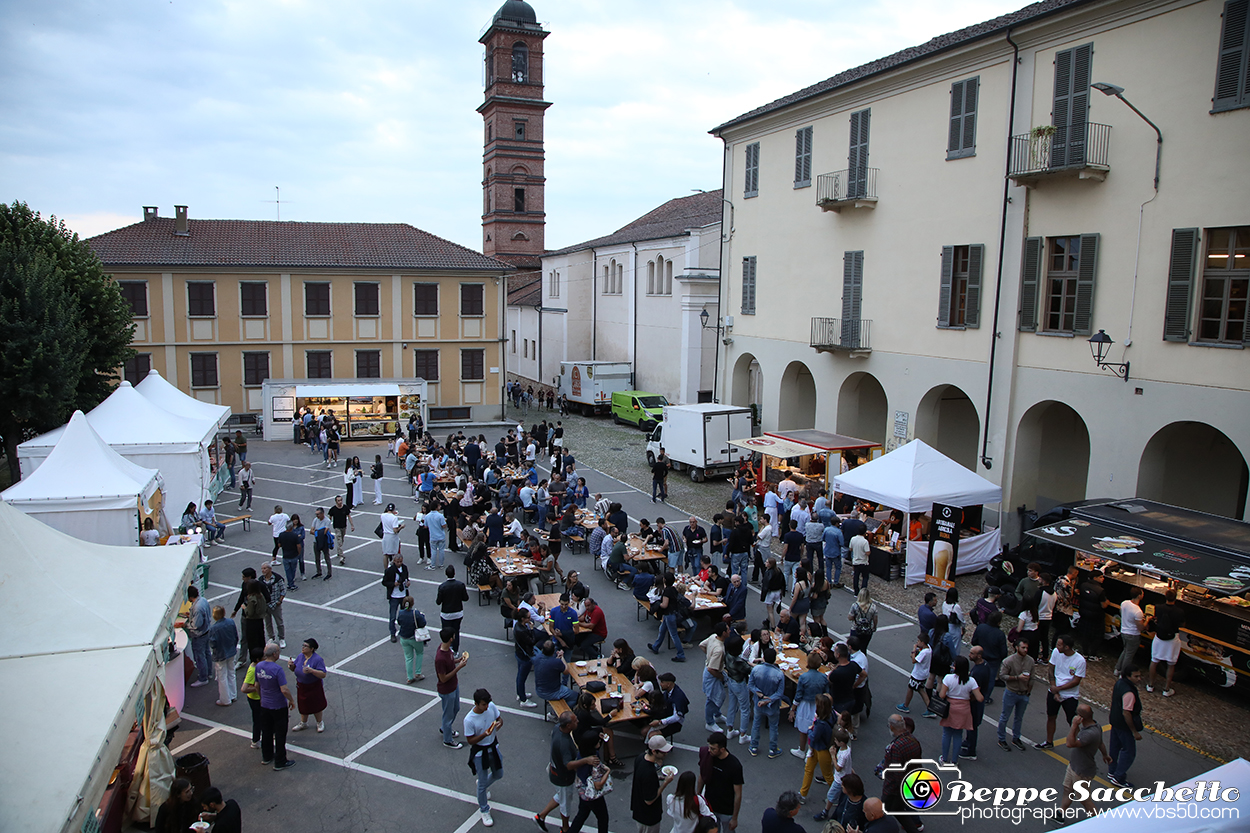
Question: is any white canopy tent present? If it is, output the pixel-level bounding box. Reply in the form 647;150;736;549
17;382;217;519
2;410;163;545
1065;757;1249;832
831;439;1001;513
832;440;1003;583
136;368;231;429
0;501;197;833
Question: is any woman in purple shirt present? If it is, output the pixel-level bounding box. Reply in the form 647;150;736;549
289;638;328;733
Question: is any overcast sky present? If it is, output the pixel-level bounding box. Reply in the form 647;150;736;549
1;0;1026;252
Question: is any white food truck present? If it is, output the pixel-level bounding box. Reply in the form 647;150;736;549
645;404;754;482
557;361;632;415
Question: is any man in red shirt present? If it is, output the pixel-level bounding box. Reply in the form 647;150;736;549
574;598;608;659
435;628;469;749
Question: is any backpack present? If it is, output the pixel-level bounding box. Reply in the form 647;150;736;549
851;602;876;634
243;594;266;619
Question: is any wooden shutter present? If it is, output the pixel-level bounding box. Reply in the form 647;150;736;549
1052;43;1092;167
1163;228;1199;342
1073;233;1100;335
741;256;756;315
794;127;812;186
948;78;978;159
1019;237;1042;332
938;246;954;327
966;244;984;329
842;251;864;347
1214;0;1250;111
847;109;870;198
744;143;760;197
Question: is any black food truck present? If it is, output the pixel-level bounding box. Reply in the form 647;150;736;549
1021;498;1250;691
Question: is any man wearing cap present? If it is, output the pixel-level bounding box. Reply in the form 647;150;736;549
654;672;690;739
631;735;676;833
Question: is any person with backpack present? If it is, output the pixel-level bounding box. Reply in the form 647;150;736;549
848;588;879;650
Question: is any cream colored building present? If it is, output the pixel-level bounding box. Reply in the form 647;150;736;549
89;206;511;425
519;190;724;404
711;0;1250;535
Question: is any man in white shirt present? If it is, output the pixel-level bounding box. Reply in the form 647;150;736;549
525;440;537;464
850;533;871;594
504;513;524;546
790;499;811;536
1037;634;1086;749
268;505;290;559
1115;586;1146;676
777;476;798;506
763;487;781;537
593;493;611;518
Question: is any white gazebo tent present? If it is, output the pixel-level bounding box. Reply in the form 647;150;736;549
0;501;198;833
831;439;1003;583
136;368;231;430
2;410;164;545
17;382;217;519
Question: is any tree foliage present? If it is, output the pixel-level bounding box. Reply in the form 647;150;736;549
0;201;136;481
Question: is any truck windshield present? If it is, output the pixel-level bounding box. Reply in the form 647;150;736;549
638;396;668;409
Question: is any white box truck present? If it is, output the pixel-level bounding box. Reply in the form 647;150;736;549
645;404;754;482
557;361;632;415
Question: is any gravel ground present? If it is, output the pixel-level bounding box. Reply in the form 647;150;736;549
510;405;1250;766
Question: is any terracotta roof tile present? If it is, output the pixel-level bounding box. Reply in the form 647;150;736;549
545;189;723;256
711;0;1091;134
87;218;510;272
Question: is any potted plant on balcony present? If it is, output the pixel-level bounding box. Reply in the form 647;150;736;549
1029;125;1057;170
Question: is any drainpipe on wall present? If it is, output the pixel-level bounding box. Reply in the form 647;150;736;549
980;28;1021;472
591;248;598;361
631;243;639;389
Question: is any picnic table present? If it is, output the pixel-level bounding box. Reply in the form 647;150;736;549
776;641;831;683
489;546;539;579
564;658;653;725
625;535;668;571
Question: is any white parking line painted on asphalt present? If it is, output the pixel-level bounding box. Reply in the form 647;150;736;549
331;635;393;669
873;622;917;632
171;726;220;755
344;697;442;763
450;809;486;833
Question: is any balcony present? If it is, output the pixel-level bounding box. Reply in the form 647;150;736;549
1008;123;1111;185
815;169;878;212
811;318;871;356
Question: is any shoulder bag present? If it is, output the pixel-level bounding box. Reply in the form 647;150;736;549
927;692;951;719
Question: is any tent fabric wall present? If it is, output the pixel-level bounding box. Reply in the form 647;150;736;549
126;677;176;826
904;529;1001;585
831;439;1002;514
17;382;216;518
0;502;196;833
2;410;161;546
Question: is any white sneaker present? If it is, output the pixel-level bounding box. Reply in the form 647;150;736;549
705;723;721;733
291;722;308;732
726;729;739;739
738;734;750;745
250;741;260;749
317;722;325;733
518;698;538;708
279;639;286;648
790;748;804;759
480;811;494;827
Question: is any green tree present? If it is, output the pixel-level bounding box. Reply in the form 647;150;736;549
0;202;135;482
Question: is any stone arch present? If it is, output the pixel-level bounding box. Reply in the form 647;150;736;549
914;384;980;470
778;361;817;430
1137;422;1249;519
730;352;763;416
511;164;529;177
512;231;529;241
1011;400;1090;514
836;372;887;444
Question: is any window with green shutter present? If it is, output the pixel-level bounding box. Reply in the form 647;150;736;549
1019;237;1042;332
842;251;864;348
1163;228;1199;342
947;77;979;160
741;256;757;315
1038;234;1099;335
938;245;984;328
744;143;760;198
794;127;813;188
1051;44;1093;168
847;110;870;199
1213;0;1250;112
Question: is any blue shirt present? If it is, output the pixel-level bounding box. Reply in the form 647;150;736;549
748;662;785;710
533;653;566;698
823;525;845;559
550;605;577;637
918;603;938;637
794;669;829;705
426;510;447;542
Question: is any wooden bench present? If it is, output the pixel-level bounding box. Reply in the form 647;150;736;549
477;584;495;606
566;534;588;554
218;513;252;532
544;698;572;723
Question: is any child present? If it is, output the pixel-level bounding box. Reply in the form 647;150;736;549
814;727;853;821
834;709;856;742
799;694;835;803
897;632;936;717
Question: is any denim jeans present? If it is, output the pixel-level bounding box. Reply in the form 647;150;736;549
752;704;781;753
941;726;963;764
652;479;666;501
852;564;870;593
963;697;985;755
473;750;504;811
686;547;703;574
283;557;299;587
650;614;685;660
388;597;402;637
702;669;726;726
730;551;750;582
516;654;533;700
191;634;211;683
783;560;799;592
440;689;459;743
825;552;842;584
1108;726;1137;782
431;538;446;568
725;677;751;735
997;690;1030;742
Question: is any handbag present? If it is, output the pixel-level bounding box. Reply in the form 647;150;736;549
928;692;951;719
414;626;431;643
584;680;607;693
374;522;385;539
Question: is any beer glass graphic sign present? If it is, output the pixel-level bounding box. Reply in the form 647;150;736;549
926;503;961;590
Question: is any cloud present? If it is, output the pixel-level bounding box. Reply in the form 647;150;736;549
0;0;1028;249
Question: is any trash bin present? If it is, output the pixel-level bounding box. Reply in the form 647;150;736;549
175;752;212;803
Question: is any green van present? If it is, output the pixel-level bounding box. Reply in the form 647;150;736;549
611;390;668;430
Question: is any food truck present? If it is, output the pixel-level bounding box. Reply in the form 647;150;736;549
1024;498;1250;690
728;429;881;495
557;361;633;416
261;379;428;440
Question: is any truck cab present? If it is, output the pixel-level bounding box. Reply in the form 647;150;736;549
611;390;667;430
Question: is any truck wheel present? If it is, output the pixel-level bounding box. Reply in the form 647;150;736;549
646;451;656;467
690;467;705;483
613;413;622;425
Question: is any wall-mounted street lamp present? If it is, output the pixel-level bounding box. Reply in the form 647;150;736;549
1092;82;1162;190
1088;329;1130;381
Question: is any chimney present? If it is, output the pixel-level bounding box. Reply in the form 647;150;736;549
143;206;159;222
174;205;189;236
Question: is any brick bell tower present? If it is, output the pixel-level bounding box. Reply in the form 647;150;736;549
479;0;549;270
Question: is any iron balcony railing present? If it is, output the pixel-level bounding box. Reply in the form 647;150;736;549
1008;122;1111;178
811;318;871;352
815;168;878;205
